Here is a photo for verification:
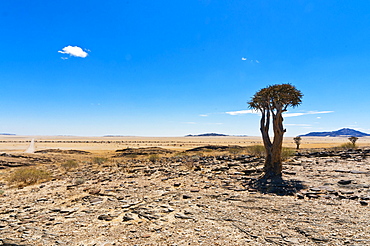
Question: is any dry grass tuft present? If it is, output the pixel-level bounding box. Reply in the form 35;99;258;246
281;147;295;161
148;154;160;163
246;145;265;157
340;142;356;150
8;167;51;186
92;157;109;165
61;160;79;171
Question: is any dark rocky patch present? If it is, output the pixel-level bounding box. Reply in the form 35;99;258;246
35;149;91;155
114;147;175;157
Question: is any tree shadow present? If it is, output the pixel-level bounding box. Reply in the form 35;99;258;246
246;176;306;196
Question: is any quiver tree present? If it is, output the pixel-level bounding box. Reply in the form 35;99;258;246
293;136;302;150
248;84;303;179
348;136;358;148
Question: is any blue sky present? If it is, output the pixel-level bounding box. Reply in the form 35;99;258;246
1;0;370;136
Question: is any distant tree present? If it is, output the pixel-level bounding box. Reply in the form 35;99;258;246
248;84;303;179
293;136;302;150
348;136;358;148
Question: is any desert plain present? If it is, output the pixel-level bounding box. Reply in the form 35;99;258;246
1;135;370;245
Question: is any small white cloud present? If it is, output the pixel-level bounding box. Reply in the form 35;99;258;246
61;57;68;60
255;60;260;63
183;122;196;124
241;57;247;61
226;109;333;117
285;124;311;127
317;117;321;119
225;109;259;115
58;45;89;58
284;111;334;118
199;114;208;117
205;123;223;125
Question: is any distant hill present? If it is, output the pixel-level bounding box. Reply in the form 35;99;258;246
0;133;15;135
299;128;370;137
185;133;229;137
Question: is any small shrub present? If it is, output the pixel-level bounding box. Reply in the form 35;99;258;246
174;152;188;158
0;190;4;196
183;160;194;170
148;154;159;163
74;177;86;185
246;145;265;158
293;136;302;150
347;136;358;148
61;160;79;171
93;157;108;165
340;142;355;150
228;147;243;156
8;168;51;186
125;154;138;159
281;147;295;161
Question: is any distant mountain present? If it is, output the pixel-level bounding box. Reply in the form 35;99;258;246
185;133;229;137
299;128;370;137
0;133;15;135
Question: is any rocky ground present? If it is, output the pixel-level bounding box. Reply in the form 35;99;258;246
0;147;370;246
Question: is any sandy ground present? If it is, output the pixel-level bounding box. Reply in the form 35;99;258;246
1;135;370;153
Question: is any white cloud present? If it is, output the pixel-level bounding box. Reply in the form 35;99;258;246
225;109;259;115
225;109;333;117
182;122;196;124
199;114;208;117
255;60;260;63
285;124;311;127
58;45;89;58
283;111;333;118
241;57;247;61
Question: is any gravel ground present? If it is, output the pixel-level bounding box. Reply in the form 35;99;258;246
1;149;370;246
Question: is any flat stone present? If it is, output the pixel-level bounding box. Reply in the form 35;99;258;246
174;213;194;219
360;201;368;206
98;214;113;221
338;180;352;185
350;170;368;174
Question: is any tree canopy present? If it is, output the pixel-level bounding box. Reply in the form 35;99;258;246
248;84;303;112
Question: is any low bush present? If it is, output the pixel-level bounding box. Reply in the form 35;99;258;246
61;160;78;171
246;145;294;160
281;147;295;161
74;177;86;185
8;167;51;186
340;142;355;150
93;157;109;165
228;147;243;156
246;145;265;157
148;154;159;163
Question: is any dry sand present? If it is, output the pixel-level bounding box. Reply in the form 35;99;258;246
1;135;370;153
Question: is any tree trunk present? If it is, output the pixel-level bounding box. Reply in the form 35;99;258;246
260;107;285;179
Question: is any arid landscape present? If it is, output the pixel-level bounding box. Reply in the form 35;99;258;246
1;136;370;245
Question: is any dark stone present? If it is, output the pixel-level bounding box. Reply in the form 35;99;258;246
297;193;305;199
360;201;368;206
122;215;134;222
338;180;352;185
98;214;113;221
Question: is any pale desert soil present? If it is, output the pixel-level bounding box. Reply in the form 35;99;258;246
1;135;370;152
0;137;370;245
